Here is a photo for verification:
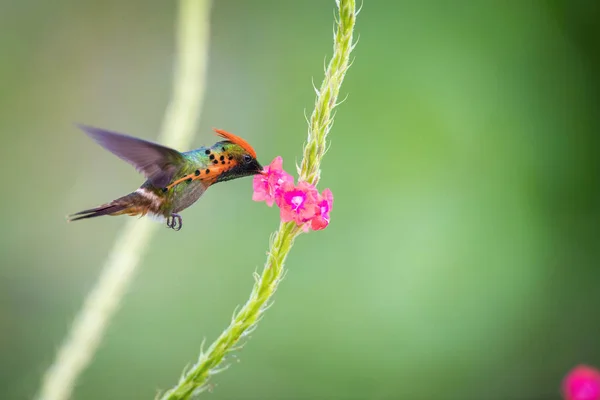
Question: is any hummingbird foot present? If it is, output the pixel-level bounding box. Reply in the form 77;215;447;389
166;213;183;231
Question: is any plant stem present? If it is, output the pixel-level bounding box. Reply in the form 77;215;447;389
300;0;357;186
160;222;299;399
159;1;357;398
36;1;212;399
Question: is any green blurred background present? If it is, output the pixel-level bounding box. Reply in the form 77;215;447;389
1;1;599;399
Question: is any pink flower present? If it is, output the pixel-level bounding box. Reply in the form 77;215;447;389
563;365;600;400
310;188;334;231
252;155;334;231
276;181;319;228
252;156;294;207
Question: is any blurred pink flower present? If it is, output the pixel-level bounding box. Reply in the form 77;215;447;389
310;188;334;231
563;365;600;400
276;181;319;229
252;156;294;207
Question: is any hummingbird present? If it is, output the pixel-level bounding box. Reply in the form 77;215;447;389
68;125;263;231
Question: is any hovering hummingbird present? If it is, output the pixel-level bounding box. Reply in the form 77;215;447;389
68;125;263;231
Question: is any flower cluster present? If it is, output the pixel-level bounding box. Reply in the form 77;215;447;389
563;365;600;400
253;156;333;231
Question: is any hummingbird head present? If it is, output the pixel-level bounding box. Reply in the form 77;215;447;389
210;129;263;184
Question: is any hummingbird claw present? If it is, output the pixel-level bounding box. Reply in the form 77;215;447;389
166;213;183;231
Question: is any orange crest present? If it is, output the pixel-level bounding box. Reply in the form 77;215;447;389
213;128;257;159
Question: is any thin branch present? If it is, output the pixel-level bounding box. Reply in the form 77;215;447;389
159;1;357;398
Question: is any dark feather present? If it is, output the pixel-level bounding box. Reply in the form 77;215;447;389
67;204;125;221
77;124;185;188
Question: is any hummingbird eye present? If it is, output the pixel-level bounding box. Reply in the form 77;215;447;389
243;154;252;164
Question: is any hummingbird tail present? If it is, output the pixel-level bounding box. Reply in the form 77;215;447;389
67;190;160;222
67;204;129;222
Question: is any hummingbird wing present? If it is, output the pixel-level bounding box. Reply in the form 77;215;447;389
77;124;186;188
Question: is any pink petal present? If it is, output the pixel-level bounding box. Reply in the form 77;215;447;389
252;175;266;192
276;181;319;227
297;181;319;199
322;188;334;207
274;181;295;208
252;156;295;207
252;191;265;202
310;215;329;230
268;156;284;173
279;207;295;223
302;188;333;231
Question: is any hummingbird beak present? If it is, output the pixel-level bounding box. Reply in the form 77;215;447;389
253;160;266;175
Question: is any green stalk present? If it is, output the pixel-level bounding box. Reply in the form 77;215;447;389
159;1;357;398
300;0;357;185
36;1;212;399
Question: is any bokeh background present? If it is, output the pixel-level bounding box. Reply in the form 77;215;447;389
1;0;599;399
